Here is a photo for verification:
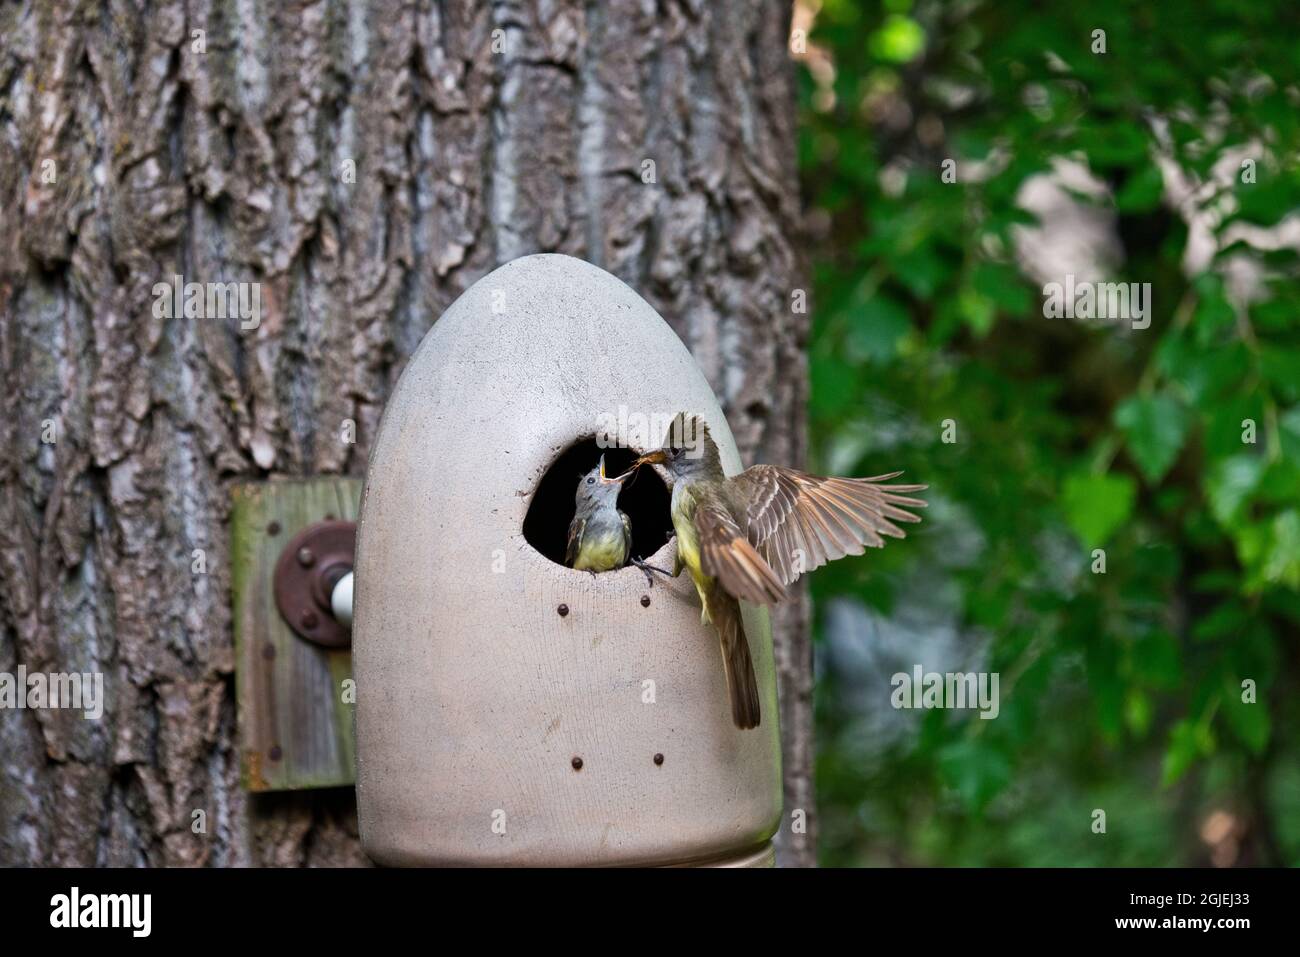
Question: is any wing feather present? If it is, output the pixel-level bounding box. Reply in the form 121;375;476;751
564;516;584;568
694;503;788;605
729;465;928;586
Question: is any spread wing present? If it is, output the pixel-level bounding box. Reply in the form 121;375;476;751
730;465;927;586
564;516;585;567
694;503;789;605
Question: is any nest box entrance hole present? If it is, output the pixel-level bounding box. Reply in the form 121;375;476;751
523;438;673;568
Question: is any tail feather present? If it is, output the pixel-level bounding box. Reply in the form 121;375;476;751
708;590;761;729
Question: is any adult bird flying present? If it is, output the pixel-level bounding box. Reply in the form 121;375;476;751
633;413;927;730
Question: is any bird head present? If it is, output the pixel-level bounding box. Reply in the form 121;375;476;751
633;412;721;482
575;453;628;508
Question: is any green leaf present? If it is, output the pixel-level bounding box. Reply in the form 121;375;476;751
1281;406;1300;464
809;354;856;416
1063;473;1137;547
959;287;995;337
868;14;926;64
1263;510;1300;588
1221;678;1269;754
1161;721;1196;786
937;740;1011;812
1129;628;1182;688
1157;337;1250;404
1116;162;1164;213
1205;454;1266;525
1115;393;1190;483
1124;689;1152;737
893;248;947;299
1192;600;1248;643
1261;347;1300;402
1203;395;1266;459
847;296;911;363
1192;274;1235;343
1161;718;1213;786
1235;172;1300;227
1080;121;1148;167
972;261;1033;315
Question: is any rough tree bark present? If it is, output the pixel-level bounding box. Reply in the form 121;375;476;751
0;0;814;866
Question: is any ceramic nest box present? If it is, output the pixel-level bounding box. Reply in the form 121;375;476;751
354;254;782;867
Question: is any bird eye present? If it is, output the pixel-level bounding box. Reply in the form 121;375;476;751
586;477;595;485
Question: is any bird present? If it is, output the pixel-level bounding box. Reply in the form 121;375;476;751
566;454;667;586
633;413;927;729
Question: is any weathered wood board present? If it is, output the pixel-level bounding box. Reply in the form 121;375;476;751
231;478;361;791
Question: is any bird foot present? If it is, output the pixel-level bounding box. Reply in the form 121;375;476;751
631;557;672;588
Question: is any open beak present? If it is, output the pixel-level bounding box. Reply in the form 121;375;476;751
633;450;668;468
598;454;626;485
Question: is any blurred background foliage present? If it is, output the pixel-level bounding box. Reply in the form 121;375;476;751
795;0;1300;865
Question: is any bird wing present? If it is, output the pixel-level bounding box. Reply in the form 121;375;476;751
620;511;633;562
730;465;928;586
564;516;585;567
694;502;789;605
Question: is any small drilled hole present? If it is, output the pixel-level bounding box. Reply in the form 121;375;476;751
571;756;583;771
653;753;664;766
557;604;569;617
640;595;651;607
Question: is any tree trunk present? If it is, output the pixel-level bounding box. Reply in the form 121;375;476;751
0;0;813;867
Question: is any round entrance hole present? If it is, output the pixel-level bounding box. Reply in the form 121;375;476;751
522;438;673;569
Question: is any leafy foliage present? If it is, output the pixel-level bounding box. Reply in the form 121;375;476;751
799;0;1300;865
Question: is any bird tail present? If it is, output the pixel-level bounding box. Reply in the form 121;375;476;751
708;590;761;730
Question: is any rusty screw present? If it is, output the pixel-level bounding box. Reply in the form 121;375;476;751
300;610;319;630
297;547;315;567
557;604;569;617
654;753;664;766
571;756;583;771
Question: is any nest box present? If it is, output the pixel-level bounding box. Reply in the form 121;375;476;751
353;254;783;867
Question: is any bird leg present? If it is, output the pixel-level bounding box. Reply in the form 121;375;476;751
631;556;673;588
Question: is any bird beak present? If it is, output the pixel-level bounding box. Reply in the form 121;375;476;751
598;454;625;485
634;450;668;468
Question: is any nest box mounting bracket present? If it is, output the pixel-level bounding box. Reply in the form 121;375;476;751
272;519;356;649
231;477;360;792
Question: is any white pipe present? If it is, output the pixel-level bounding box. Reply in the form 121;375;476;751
331;571;354;628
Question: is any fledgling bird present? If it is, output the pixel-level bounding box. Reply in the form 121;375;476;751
566;454;666;585
634;413;927;730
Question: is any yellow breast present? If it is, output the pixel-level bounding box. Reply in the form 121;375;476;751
573;531;627;572
671;484;711;598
